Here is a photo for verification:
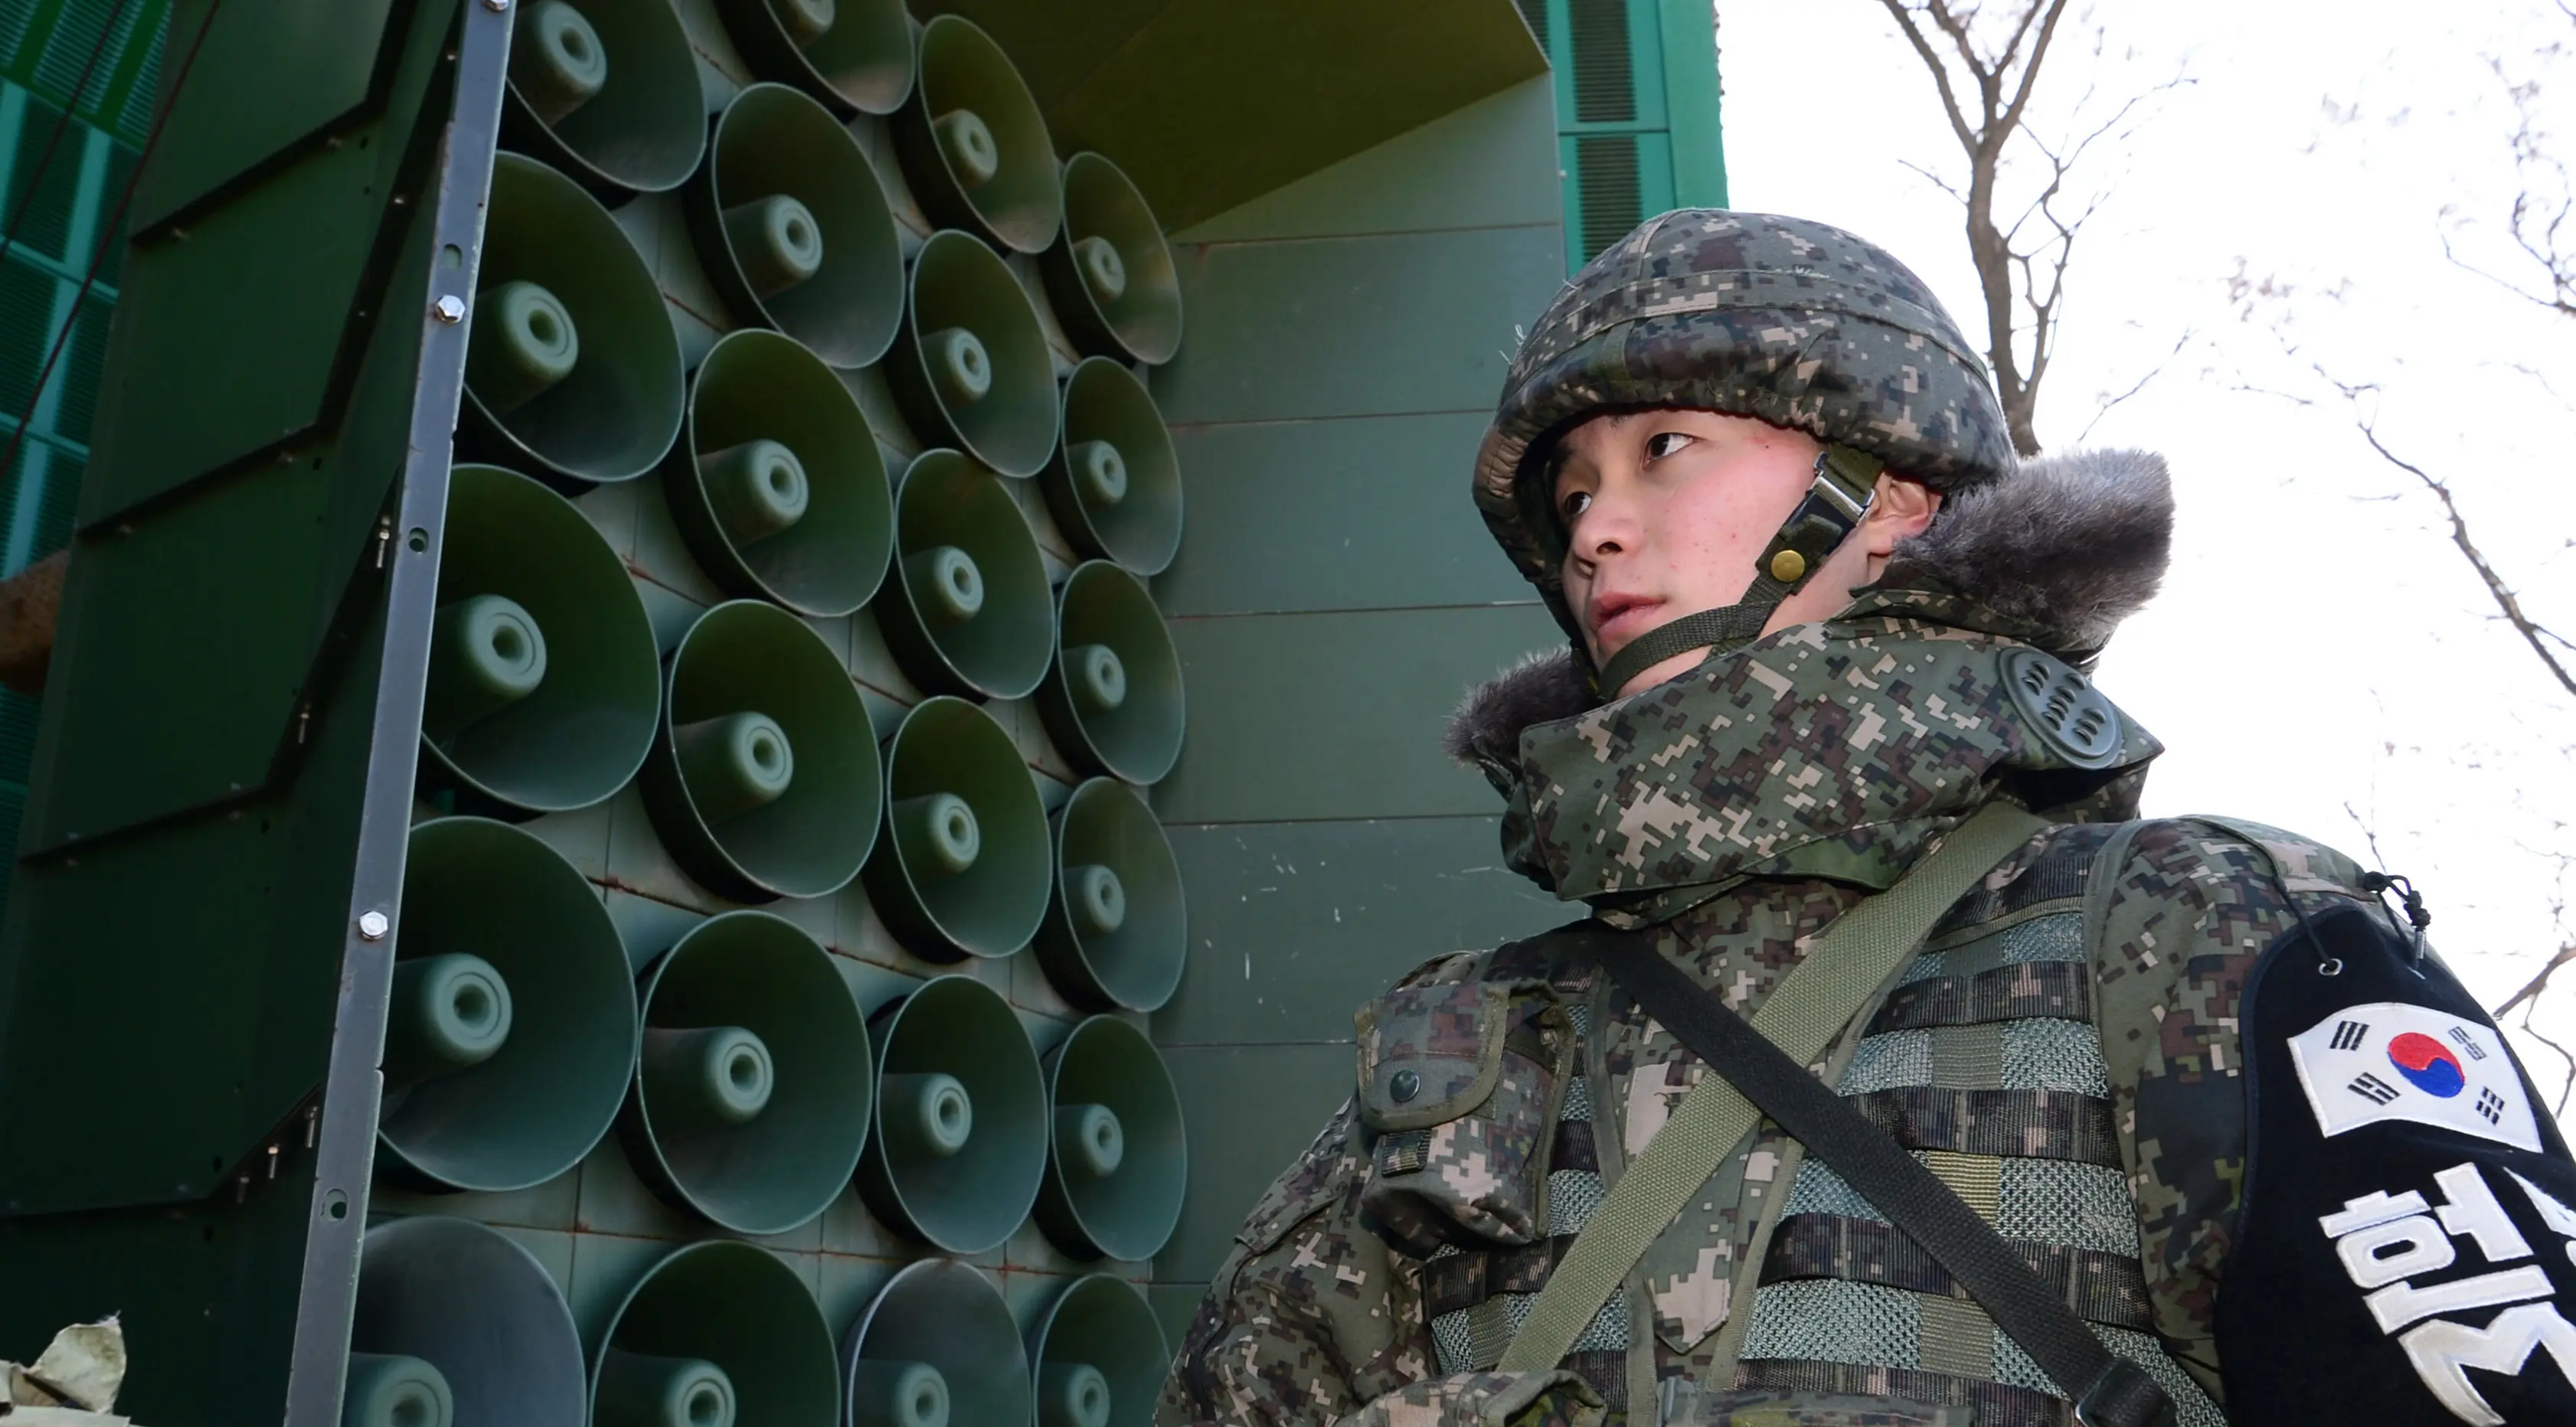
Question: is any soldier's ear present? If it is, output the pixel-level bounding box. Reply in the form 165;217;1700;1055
1860;474;1940;557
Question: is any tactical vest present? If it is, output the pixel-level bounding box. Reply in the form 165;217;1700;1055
1399;825;2225;1425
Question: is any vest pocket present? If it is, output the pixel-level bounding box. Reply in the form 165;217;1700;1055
1354;981;1571;1251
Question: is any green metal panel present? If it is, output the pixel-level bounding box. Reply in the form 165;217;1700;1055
0;31;159;934
1155;413;1532;616
1522;0;1729;269
1152;816;1564;1047
924;0;1548;232
1151;604;1563;825
127;0;404;234
1149;226;1563;426
1156;1041;1353;1282
0;0;173;149
1659;0;1728;206
1166;75;1561;244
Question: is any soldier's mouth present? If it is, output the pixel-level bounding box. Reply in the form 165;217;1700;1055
1590;596;1662;650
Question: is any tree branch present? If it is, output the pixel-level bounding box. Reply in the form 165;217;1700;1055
2329;377;2576;700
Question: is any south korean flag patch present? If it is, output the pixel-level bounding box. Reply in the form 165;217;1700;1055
2220;902;2576;1425
2291;1004;2543;1153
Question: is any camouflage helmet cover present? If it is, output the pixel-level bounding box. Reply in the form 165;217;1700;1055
1474;209;2015;634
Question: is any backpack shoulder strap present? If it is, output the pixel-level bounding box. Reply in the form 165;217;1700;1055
1496;803;2049;1376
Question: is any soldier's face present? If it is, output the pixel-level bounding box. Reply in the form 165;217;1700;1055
1551;409;1824;691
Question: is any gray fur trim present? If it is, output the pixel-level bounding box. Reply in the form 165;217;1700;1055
1440;447;2176;761
1442;647;1589;766
1881;446;2173;653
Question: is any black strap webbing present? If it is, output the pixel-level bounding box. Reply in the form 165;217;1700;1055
1577;927;2177;1427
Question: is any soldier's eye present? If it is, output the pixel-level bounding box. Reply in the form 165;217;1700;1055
1558;488;1593;524
1644;431;1696;461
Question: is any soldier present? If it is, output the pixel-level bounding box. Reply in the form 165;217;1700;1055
1155;211;2576;1426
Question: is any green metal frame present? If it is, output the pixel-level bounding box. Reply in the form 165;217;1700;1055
1518;0;1729;269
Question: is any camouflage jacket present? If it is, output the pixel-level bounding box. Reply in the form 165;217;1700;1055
1156;452;2406;1426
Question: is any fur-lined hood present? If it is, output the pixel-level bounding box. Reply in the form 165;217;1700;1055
1443;447;2174;765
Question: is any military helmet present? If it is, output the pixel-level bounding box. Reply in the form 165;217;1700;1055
1474;209;2015;656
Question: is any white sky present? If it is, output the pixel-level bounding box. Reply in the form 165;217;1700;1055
1715;0;2576;1108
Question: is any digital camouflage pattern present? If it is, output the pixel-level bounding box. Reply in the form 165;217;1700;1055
1359;983;1574;1249
1156;582;2390;1427
1473;211;2017;643
1483;596;2159;903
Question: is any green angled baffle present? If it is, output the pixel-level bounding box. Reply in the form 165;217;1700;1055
378;819;640;1194
861;696;1050;961
664;329;893;616
714;0;916;116
350;1217;587;1427
460;152;683;485
501;0;705;195
592;1240;839;1427
886;231;1059;478
876;449;1054;699
1035;1016;1185;1262
1037;562;1184;786
686;84;905;369
1042;358;1183;578
1041;155;1182;366
855;974;1047;1253
422;464;662;812
617;912;872;1236
839;1259;1029;1427
891;15;1061;253
1027;1276;1171;1427
1036;779;1185;1015
639;600;883;901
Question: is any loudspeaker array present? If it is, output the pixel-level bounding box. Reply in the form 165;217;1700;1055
364;8;1195;1425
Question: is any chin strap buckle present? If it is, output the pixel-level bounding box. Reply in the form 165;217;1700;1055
1754;446;1881;590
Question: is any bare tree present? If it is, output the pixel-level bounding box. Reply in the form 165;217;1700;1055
2242;9;2576;1072
1875;1;2188;454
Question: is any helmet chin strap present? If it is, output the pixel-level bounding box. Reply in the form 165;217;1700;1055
1589;445;1885;697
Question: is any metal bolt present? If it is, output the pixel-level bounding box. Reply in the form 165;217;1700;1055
358;910;391;941
432;294;466;325
1389;1069;1421;1103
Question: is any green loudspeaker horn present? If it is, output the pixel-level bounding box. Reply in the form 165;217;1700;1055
501;0;705;195
714;0;914;116
350;1217;587;1427
876;449;1054;699
617;912;872;1234
891;16;1061;253
342;1354;452;1427
665;329;893;616
462;154;684;485
1037;562;1185;786
1041;155;1182;366
855;974;1048;1252
1042;358;1183;577
1035;1016;1185;1262
593;1240;839;1427
378;818;639;1193
1035;779;1185;1014
861;697;1051;961
1026;1276;1171;1427
887;232;1059;478
640;600;883;901
841;1260;1030;1427
686;84;905;368
422;463;661;812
